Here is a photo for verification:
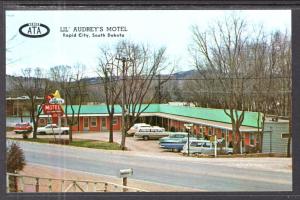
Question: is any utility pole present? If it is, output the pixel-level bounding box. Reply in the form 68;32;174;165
117;56;128;150
121;57;126;150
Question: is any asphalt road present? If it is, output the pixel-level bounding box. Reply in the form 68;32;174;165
10;140;292;192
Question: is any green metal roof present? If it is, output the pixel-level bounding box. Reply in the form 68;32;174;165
63;105;123;114
41;104;262;128
157;104;261;128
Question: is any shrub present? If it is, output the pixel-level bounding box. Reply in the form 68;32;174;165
7;142;26;192
22;133;28;139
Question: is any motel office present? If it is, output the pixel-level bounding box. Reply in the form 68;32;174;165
39;104;263;149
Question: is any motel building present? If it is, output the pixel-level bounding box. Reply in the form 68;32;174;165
39;103;262;152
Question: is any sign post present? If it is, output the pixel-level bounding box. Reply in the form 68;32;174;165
214;134;217;158
184;123;193;156
58;114;61;140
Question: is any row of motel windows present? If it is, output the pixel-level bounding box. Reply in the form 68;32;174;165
85;117;118;127
40;117;118;127
192;126;256;146
81;117;118;127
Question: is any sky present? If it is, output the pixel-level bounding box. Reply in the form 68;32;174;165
6;10;291;77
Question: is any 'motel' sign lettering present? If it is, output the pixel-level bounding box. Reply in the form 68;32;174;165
42;104;63;114
19;23;50;38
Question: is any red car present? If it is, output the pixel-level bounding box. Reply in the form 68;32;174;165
14;122;33;134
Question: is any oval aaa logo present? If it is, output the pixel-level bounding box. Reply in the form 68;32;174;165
19;23;50;38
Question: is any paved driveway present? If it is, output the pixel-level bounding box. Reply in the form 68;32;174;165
74;132;172;153
7;131;177;156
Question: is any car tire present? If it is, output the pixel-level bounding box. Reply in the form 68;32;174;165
38;132;46;135
143;136;149;141
63;131;68;135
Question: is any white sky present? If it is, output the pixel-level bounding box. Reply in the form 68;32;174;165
6;10;291;77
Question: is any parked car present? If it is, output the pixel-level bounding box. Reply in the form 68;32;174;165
127;123;151;136
159;132;198;151
37;124;69;135
181;139;233;155
14;122;32;134
134;126;168;140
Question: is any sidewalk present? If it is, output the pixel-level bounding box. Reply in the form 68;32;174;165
19;163;202;192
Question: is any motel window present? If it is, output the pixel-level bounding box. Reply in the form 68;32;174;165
91;117;97;127
112;118;117;125
83;118;89;128
250;134;255;145
281;133;290;139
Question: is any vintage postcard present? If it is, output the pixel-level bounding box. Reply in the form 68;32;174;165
5;9;292;193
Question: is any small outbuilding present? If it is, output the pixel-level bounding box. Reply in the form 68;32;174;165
262;117;291;155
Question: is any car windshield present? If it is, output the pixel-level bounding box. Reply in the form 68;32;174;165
16;123;27;127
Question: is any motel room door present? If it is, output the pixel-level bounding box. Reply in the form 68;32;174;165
101;118;107;131
83;117;89;131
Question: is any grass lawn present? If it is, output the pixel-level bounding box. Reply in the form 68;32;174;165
6;127;14;132
10;138;122;150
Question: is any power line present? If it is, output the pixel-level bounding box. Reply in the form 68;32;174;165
6;76;292;93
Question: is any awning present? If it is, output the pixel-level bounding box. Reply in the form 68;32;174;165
140;112;260;132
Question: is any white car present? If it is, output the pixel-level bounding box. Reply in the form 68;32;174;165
134;126;169;140
37;124;69;135
127;123;151;136
181;139;233;155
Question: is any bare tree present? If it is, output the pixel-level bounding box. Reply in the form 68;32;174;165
98;48;122;143
117;41;172;150
190;15;256;153
50;65;87;142
11;68;52;139
190;13;291;154
98;41;172;149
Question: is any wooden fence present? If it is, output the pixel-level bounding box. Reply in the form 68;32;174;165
7;173;147;193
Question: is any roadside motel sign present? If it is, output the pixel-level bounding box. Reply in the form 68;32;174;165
42;104;64;115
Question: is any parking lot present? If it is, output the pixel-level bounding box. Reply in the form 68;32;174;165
6;131;181;156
